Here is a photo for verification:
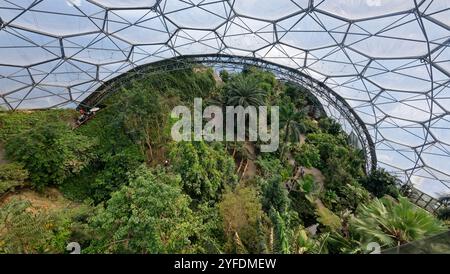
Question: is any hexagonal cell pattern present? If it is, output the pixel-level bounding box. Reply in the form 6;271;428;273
0;0;449;197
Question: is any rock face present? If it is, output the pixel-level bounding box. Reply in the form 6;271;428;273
306;224;319;236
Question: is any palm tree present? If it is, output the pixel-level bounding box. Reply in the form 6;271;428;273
225;76;266;107
279;102;306;159
350;197;447;248
280;102;306;143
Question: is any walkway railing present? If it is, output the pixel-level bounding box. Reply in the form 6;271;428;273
397;180;446;213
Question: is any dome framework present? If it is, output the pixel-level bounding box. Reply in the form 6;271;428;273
0;0;449;197
84;54;378;174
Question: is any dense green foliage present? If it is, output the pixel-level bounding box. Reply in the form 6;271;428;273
170;141;236;202
219;185;265;253
0;66;445;254
61;68;217;202
350;197;447;248
0;163;28;194
5;122;96;189
262;176;290;213
0;109;78;140
360;168;399;198
0;199;81;253
88;166;201;253
292;143;320;168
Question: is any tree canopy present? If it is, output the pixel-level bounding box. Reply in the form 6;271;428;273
0;67;445;254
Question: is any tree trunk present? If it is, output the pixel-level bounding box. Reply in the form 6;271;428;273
239;160;249;182
144;127;153;162
269;227;274;253
237;158;244;174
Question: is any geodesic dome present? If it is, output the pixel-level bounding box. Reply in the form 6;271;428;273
0;0;449;197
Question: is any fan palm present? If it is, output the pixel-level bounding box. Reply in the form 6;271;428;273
225;76;266;107
350;197;447;248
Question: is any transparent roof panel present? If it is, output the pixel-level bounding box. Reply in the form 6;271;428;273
0;0;449;198
161;0;230;29
232;0;307;21
317;0;416;20
107;10;175;45
90;0;158;9
8;0;104;36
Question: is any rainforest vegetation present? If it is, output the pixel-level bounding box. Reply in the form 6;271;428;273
0;66;447;254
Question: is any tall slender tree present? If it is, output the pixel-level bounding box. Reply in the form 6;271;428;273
279;102;306;159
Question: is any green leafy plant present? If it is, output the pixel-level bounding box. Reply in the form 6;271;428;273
437;207;450;222
262;176;290;213
315;203;342;231
170;141;236;202
351;197;447;248
298;174;316;194
255;155;292;181
219;184;265;253
88;165;201;253
318;117;342;135
225;75;266;107
0;109;78;141
0;199;72;254
291;227;329;254
280;102;306;144
5;122;96;189
361;168;399;198
0;162;29;194
293;142;320;168
269;208;290;254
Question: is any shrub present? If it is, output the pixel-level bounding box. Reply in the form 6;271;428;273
0;199;72;253
87;166;201;253
170;141;237;202
255;155;292;181
0;109;77;141
5;122;96;189
219;185;265;253
261;176;290;213
315;204;342;231
298;174;316;194
293;143;320;168
437;207;450;221
0;163;29;194
318;117;342;135
360;168;399;198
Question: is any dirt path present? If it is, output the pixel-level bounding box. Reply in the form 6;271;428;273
287;134;306;166
0;187;77;213
286;135;326;208
287;151;296;167
300;134;306;146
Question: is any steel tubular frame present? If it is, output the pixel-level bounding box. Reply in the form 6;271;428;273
81;54;377;173
1;0;449;201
